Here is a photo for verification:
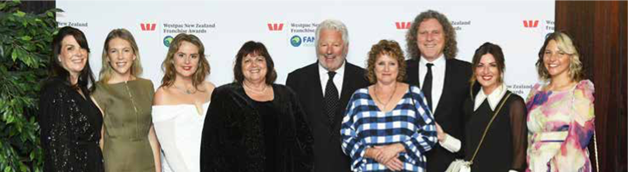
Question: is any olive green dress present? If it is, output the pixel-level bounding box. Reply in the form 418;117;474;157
93;78;155;172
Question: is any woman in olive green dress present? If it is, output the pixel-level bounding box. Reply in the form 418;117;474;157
92;28;161;172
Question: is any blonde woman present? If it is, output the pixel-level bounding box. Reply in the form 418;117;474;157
92;28;160;172
526;32;595;172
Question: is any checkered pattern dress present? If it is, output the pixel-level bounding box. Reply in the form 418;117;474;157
341;85;437;172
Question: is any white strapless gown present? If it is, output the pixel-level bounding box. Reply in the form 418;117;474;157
152;102;209;172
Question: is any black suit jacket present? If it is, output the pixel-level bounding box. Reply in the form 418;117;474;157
286;61;369;172
405;58;473;172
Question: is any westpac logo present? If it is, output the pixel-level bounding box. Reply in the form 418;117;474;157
268;23;284;31
395;22;412;30
523;20;539;28
141;23;157;31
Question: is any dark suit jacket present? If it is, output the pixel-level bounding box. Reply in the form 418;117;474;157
286;61;369;172
405;58;473;172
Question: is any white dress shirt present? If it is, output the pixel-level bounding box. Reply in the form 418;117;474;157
419;55;446;114
318;61;345;97
419;55;462;154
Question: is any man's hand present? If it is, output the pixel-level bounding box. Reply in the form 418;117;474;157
435;122;447;142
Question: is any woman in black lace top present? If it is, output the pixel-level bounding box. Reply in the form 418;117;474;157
38;26;104;172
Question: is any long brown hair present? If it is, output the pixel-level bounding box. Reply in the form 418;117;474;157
50;26;96;92
160;33;210;89
470;42;506;84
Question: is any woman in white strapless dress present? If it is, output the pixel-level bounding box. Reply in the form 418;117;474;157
152;33;215;172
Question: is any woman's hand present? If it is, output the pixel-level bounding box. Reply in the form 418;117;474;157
435;122;446;142
374;144;405;171
365;147;383;160
374;144;403;163
382;157;403;171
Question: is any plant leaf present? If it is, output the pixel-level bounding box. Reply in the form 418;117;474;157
11;48;18;61
14;10;25;17
21;35;31;41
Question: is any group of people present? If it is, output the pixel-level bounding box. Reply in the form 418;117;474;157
38;9;596;172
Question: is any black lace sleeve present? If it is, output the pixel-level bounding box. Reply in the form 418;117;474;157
508;95;528;171
38;83;76;172
200;87;232;172
459;97;474;159
289;88;314;172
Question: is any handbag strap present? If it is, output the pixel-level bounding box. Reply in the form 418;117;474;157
594;131;600;172
468;92;512;164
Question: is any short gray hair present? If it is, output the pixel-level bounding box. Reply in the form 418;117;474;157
315;19;349;48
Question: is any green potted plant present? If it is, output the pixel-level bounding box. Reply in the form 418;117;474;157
0;0;59;171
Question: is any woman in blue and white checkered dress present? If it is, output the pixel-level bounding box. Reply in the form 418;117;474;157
341;40;438;172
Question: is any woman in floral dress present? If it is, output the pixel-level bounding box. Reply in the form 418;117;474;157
526;32;595;172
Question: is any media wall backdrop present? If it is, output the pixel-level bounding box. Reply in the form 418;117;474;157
57;0;554;98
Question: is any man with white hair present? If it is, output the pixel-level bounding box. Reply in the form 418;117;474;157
286;19;369;172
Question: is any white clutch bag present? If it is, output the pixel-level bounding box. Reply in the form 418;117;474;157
445;159;471;172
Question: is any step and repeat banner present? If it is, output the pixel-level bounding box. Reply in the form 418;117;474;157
57;0;554;98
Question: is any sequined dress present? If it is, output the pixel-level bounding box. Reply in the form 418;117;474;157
38;77;104;172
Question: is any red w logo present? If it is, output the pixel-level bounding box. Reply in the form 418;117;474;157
141;23;156;31
395;22;412;30
268;23;284;31
523;20;539;28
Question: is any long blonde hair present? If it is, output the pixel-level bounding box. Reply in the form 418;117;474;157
98;28;143;83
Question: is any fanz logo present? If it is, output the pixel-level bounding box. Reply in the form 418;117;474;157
290;35;314;47
268;23;284;31
141;23;157;31
163;36;174;47
395;22;412;30
523;20;539;28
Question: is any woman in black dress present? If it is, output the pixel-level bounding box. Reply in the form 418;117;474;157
200;41;313;172
38;26;104;172
437;42;527;171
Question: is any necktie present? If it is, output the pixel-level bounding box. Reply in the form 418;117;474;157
422;63;434;111
323;71;339;124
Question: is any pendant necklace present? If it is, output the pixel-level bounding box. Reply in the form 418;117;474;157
174;85;196;95
374;83;397;109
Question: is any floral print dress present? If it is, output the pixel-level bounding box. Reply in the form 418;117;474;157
525;80;595;172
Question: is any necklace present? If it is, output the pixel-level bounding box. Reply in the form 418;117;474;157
373;83;397;109
243;82;268;93
173;85;197;95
